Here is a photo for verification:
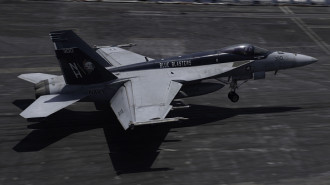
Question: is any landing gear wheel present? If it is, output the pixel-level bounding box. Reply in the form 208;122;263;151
228;91;239;103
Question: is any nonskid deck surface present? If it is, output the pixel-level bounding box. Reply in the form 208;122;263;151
0;2;330;185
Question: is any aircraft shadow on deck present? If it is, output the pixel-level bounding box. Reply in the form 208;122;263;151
12;99;300;174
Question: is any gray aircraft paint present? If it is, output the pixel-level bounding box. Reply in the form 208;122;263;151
18;31;317;130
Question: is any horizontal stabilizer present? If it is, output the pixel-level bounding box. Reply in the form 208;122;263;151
18;73;58;84
20;93;86;118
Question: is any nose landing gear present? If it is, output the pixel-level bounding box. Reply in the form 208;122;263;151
228;91;239;102
217;77;247;103
228;79;239;103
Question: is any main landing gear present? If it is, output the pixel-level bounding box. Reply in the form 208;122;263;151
228;79;239;103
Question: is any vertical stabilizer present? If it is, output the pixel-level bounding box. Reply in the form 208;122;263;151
50;30;117;84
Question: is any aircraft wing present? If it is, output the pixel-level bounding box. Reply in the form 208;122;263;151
96;46;153;67
20;93;87;118
110;78;182;130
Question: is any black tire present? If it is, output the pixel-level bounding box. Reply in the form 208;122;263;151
228;92;239;103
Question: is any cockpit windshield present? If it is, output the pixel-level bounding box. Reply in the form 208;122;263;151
220;44;269;57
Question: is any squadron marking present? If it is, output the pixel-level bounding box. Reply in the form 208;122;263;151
69;63;83;78
159;60;191;68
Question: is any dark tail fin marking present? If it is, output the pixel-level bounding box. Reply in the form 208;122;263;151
50;30;117;85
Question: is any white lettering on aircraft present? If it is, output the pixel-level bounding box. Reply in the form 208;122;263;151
159;60;191;68
63;48;74;53
88;89;104;95
118;109;124;116
275;56;284;62
69;63;83;78
159;62;170;68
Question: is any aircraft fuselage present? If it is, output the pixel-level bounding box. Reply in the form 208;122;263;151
33;44;318;105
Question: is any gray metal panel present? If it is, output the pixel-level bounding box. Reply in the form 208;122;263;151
130;78;182;123
110;82;134;130
96;46;153;67
110;79;182;130
20;93;86;118
18;73;58;84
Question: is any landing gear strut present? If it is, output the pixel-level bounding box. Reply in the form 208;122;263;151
228;79;239;103
217;77;245;103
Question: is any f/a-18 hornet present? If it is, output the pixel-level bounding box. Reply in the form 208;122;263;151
19;30;317;130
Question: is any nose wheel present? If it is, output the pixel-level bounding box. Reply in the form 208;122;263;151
228;91;239;102
217;77;245;103
228;79;239;103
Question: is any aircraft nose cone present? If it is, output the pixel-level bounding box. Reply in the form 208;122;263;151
295;54;318;67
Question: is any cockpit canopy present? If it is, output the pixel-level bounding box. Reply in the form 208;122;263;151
220;44;269;57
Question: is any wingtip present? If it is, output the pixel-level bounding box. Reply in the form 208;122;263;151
19;111;31;119
17;74;36;84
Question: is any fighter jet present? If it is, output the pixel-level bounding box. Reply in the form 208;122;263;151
18;30;317;130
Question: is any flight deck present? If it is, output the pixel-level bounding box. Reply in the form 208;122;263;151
0;1;330;184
